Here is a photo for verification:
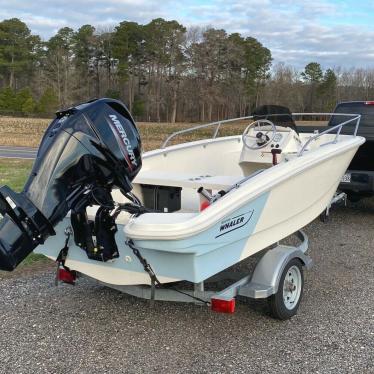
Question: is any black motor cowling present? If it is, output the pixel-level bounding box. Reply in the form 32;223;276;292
0;98;142;271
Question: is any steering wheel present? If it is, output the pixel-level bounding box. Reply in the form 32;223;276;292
242;119;277;150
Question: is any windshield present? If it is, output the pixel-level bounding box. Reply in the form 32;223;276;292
329;103;374;127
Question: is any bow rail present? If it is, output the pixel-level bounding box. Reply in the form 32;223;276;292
161;112;361;153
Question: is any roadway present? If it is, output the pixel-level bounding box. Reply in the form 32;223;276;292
0;146;37;159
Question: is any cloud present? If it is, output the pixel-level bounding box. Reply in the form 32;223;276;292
185;0;374;69
0;0;373;68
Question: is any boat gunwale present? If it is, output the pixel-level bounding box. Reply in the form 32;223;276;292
126;135;365;241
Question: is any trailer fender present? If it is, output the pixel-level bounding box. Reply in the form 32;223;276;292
238;231;312;299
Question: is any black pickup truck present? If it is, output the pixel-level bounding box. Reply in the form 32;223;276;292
299;101;374;202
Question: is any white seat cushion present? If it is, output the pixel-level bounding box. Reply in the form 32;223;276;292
134;170;242;190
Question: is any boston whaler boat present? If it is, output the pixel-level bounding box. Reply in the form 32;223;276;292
0;99;364;319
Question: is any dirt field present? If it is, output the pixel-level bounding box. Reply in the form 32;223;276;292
0;116;223;151
0;116;324;151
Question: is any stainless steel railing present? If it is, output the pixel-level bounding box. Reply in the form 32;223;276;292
160;113;361;153
161;116;253;148
293;113;361;156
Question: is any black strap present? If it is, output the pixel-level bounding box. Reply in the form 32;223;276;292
118;203;158;217
56;231;71;264
55;232;71;286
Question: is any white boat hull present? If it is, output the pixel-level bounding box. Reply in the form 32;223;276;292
36;133;364;285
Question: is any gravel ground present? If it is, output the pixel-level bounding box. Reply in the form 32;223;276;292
0;201;373;374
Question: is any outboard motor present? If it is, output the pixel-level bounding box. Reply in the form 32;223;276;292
0;98;142;271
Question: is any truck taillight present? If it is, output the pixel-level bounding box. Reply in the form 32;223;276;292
364;101;374;105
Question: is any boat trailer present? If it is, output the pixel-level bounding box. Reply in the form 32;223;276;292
81;230;312;320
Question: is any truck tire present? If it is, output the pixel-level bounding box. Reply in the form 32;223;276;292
347;192;361;203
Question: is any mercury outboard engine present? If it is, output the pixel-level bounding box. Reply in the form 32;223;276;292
0;98;142;271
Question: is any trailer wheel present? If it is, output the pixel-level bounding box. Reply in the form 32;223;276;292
268;258;304;320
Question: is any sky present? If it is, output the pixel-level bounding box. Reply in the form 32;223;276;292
0;0;374;69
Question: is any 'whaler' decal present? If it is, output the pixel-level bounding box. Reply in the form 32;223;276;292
215;210;254;238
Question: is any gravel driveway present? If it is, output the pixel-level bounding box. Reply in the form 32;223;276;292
0;201;373;374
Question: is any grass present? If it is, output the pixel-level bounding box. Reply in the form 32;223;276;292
0;158;34;191
0;159;50;272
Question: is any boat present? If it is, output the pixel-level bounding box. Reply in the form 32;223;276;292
0;99;364;319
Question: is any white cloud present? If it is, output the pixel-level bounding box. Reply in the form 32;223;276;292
0;0;373;68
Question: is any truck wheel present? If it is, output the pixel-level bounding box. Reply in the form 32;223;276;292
347;193;361;203
319;210;329;223
268;258;304;320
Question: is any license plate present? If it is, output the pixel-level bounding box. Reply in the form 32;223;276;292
341;173;351;183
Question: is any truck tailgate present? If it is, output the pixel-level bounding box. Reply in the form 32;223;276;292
298;125;374;171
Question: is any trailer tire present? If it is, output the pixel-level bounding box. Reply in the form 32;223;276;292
268;258;304;320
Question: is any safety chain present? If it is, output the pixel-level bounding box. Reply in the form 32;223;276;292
126;239;161;286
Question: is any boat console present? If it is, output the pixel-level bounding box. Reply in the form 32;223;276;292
239;120;303;175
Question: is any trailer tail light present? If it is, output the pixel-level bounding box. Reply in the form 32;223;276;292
211;298;236;313
365;101;374;105
57;266;76;285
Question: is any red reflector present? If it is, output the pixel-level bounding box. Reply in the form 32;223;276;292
211;298;235;313
365;101;374;105
57;267;76;285
200;200;210;211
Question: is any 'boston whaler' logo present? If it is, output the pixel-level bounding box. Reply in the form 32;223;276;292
108;114;137;167
216;211;254;238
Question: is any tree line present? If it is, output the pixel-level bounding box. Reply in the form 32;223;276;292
0;17;374;121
